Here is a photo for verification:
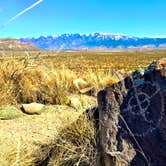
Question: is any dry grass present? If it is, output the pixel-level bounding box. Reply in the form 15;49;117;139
0;50;165;106
0;60;76;105
0;51;125;106
0;50;165;165
0;105;88;166
34;114;97;166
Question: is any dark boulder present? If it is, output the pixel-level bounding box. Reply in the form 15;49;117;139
97;58;166;166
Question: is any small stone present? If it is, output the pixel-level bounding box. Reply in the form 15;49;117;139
21;103;45;115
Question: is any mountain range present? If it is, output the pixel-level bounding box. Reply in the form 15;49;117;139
20;33;166;50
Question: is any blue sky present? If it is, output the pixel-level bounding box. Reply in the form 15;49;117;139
0;0;166;38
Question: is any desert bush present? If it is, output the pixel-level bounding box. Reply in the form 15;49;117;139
0;106;23;120
0;50;165;106
0;54;119;105
34;114;97;166
0;58;77;105
83;69;120;94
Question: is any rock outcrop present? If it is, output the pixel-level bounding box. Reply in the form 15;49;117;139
97;58;166;166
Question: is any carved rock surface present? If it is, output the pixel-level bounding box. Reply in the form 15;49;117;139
97;59;166;166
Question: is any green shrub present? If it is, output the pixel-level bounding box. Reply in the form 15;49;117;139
0;106;23;120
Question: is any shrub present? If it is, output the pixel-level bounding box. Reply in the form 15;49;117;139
0;106;23;120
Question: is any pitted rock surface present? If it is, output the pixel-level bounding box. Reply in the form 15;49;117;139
97;59;166;166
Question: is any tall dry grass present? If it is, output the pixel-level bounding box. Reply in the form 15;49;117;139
33;114;97;166
0;105;97;166
0;53;119;106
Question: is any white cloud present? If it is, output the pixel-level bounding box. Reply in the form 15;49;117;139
0;0;44;29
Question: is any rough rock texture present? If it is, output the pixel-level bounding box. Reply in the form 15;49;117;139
97;58;166;166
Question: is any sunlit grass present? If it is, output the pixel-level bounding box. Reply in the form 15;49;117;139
0;50;165;165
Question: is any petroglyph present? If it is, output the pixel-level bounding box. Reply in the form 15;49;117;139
97;56;166;166
121;79;165;137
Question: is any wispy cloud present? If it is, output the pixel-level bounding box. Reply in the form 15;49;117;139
0;0;44;29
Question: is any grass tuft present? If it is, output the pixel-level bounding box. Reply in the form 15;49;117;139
34;114;97;166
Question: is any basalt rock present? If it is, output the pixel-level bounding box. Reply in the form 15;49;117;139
97;58;166;166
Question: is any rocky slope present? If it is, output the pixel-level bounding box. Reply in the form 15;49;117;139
97;58;166;166
0;95;97;165
20;33;166;50
0;38;39;51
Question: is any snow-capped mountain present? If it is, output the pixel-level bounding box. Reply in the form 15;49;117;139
20;33;166;50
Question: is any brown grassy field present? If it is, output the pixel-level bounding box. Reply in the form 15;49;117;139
0;49;165;105
0;49;165;165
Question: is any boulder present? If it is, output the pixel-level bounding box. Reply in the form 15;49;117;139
21;103;45;115
97;59;166;166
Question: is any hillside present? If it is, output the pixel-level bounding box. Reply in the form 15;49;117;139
0;38;39;51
